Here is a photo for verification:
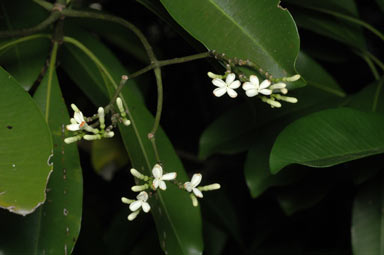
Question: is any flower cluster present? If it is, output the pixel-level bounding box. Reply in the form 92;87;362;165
208;72;300;108
64;97;131;144
121;164;220;221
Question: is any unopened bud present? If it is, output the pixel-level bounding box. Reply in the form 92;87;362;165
284;74;301;82
274;94;298;103
131;184;149;192
83;134;102;141
84;125;99;134
131;168;148;180
123;118;131;126
104;131;114;138
269;82;286;90
207;72;223;79
116;97;125;116
98;107;105;130
262;97;282;108
198;183;221;191
128;210;140;221
190;194;199;207
70;104;80;113
121;197;134;204
64;135;81;144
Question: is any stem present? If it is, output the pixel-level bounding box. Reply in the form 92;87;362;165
45;42;59;121
62;35;153;170
360;52;380;80
372;78;384;112
150;68;163;136
309;7;384;43
365;51;384;72
0;34;51;53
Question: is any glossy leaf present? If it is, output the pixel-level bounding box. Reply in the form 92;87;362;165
286;0;366;49
33;71;83;254
91;138;129;181
270;108;384;174
0;0;50;90
295;52;345;97
63;30;203;255
347;80;384;113
160;0;304;87
0;67;52;215
352;174;384;255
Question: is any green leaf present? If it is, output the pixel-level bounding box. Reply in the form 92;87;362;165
352;174;384;255
0;67;52;215
270;108;384;174
0;0;50;90
91;138;129;181
295;52;345;97
376;0;384;13
33;71;83;254
160;0;304;86
286;0;366;50
63;31;203;255
347;80;384;113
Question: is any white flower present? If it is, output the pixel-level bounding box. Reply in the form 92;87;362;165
242;75;272;97
212;73;241;98
129;191;151;213
66;104;87;131
184;173;203;198
152;164;177;190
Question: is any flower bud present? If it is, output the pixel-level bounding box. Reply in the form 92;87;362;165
131;168;148;180
116;97;125;116
131;184;149;192
70;104;80;113
284;74;301;82
207;72;223;79
123;118;131;126
190;194;199;207
198;183;221;191
104;131;114;138
83;134;102;141
121;197;134;204
64;135;81;144
98;107;105;130
128;210;140;221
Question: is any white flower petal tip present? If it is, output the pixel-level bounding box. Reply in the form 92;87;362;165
211;73;240;98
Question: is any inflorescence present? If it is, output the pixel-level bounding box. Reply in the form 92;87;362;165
64;97;131;144
121;164;221;221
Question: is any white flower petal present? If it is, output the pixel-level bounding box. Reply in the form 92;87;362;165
249;75;259;85
152;164;163;178
137;191;148;201
227;88;238;98
212;78;226;88
229;80;241;89
225;73;236;84
242;82;255;91
259;80;271;90
245;90;258;97
159;180;167;190
213;87;227;97
193;188;203;198
66;124;80;131
191;174;202;187
142;202;151;213
184;182;193;192
74;111;84;124
260;89;272;95
129;200;142;211
162;172;177;181
153;179;160;189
